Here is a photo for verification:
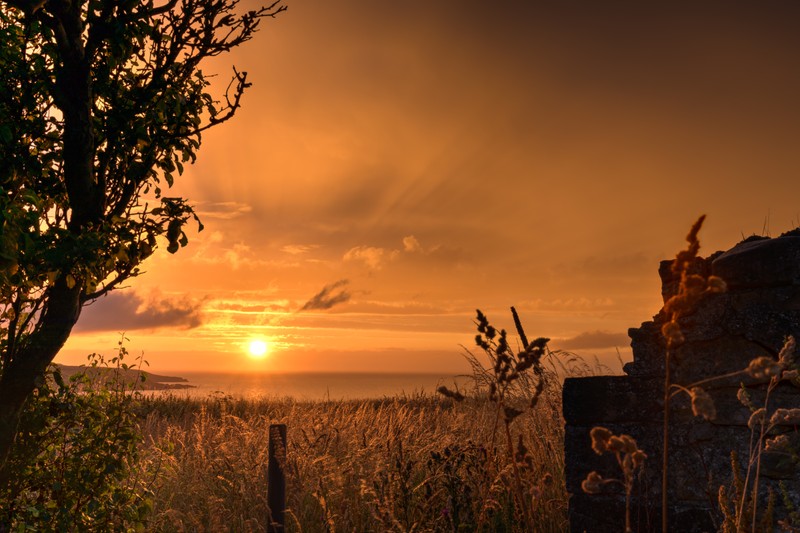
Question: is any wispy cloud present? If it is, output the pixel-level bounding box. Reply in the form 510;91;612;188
76;291;204;332
281;244;319;255
194;201;253;220
343;245;395;270
343;235;459;271
300;279;352;311
403;235;422;253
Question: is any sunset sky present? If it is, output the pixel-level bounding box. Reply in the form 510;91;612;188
56;1;800;374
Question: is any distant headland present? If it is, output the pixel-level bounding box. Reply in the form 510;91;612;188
52;364;195;391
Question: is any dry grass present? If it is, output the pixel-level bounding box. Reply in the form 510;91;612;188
133;387;568;532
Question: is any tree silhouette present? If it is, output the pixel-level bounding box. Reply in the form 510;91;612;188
0;0;285;484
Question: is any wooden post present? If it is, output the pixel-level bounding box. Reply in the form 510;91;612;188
268;423;287;533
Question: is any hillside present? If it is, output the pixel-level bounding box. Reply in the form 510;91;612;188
52;364;194;391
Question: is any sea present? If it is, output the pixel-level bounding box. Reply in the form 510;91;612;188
146;371;471;401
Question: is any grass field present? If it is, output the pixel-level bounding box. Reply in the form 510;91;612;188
134;385;569;532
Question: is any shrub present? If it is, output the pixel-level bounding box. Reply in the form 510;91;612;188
0;341;152;531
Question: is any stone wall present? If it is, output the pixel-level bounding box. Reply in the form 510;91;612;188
563;232;800;532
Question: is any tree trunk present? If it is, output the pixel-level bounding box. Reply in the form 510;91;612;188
0;280;83;488
0;3;95;489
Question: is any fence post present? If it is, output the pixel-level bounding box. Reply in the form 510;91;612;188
268;423;287;533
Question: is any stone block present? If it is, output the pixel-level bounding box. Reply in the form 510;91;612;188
712;235;800;289
562;376;662;425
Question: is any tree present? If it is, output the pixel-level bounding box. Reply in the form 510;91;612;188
0;0;285;485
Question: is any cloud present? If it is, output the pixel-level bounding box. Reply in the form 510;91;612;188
300;279;352;311
187;232;264;270
210;301;291;313
343;245;396;270
76;291;203;332
194;201;253;220
557;330;630;351
403;235;422;253
343;235;461;270
281;244;319;255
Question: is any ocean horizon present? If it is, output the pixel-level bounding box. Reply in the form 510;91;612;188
142;371;472;401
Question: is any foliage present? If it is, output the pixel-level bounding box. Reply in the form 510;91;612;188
0;340;152;531
0;0;285;478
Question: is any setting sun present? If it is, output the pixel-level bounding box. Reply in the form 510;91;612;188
248;340;269;359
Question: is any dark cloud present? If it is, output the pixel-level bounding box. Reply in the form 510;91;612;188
75;291;203;332
557;331;630;351
300;279;351;311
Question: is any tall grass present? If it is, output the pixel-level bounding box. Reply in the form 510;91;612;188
134;386;568;531
127;305;622;531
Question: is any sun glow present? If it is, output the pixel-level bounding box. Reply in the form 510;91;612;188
248;339;269;359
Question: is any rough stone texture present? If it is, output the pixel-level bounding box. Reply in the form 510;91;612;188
564;231;800;532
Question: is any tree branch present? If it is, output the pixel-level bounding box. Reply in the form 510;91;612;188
196;67;249;133
81;266;137;302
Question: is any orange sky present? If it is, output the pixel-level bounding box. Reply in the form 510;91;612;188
56;1;800;374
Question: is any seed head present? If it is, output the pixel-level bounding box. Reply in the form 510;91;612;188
475;334;489;350
748;408;766;430
618;435;639;455
515;434;533;469
778;336;797;367
476;310;488;332
436;386;465;402
495;332;507;354
736;387;753;409
590;426;613;455
690;387;716;420
583;428;646;500
672;215;706;274
769;408;800;426
660;217;727;336
683;274;707;295
607;436;627;453
707;276;727;293
765;434;791;453
503;406;524;423
663;294;690;318
631;450;647;468
581;471;605;494
661;321;685;346
747;356;782;381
